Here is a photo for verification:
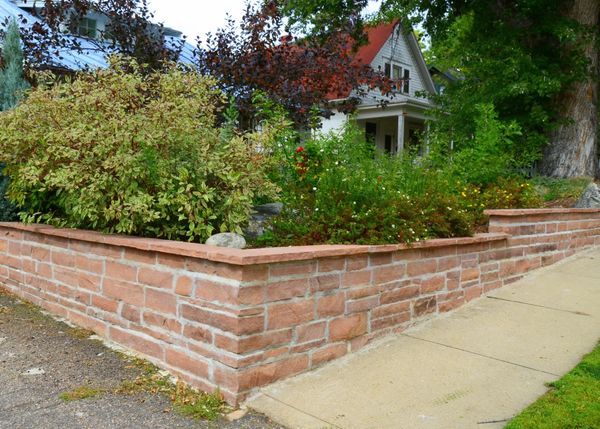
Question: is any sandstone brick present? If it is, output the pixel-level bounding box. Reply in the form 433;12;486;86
145;288;177;315
124;248;157;265
372;301;410;319
74;256;103;274
238;285;265;305
371;312;410;331
369;253;392;266
316;293;345;317
157;253;186;269
310;274;340;292
421;275;445;294
437;256;460;272
311;343;347;366
241;265;269;283
103;278;144;306
461;268;480;282
372;264;406;284
267;300;313;330
296;321;326;343
181;304;263;335
165;348;209;379
182;324;213;343
329;313;367;341
269;261;315;279
318;257;346;273
341;270;371;288
31;247;50;262
266;278;309;302
78;272;101;292
121;303;141;323
346;296;379;314
105;261;137;282
380;285;419;304
237;355;309;391
438;291;465;313
346;285;378;300
195;280;237;304
347;255;368;271
407;259;437;277
414;296;436;317
68;310;107;337
175;276;193;297
464;285;482;302
109;326;163;360
138;268;173;290
91;295;119;313
215;329;291;354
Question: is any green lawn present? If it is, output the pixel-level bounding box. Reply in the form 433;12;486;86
505;341;600;429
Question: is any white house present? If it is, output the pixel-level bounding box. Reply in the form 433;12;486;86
321;21;437;154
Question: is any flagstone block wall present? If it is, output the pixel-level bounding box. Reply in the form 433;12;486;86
1;208;599;404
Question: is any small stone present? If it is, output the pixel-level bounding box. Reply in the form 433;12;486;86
22;367;45;376
225;408;249;422
574;183;600;208
0;337;6;344
205;233;246;249
254;202;283;215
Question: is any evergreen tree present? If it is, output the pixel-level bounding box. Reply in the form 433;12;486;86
0;18;28;110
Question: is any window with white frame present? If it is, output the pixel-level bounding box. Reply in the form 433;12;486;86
383;62;410;94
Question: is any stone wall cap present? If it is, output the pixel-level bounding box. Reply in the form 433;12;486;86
0;222;509;265
485;208;600;216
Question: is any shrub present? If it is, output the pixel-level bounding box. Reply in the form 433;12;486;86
256;124;475;246
0;58;278;242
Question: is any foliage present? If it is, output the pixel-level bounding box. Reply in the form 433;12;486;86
0;19;29;110
505;341;600;429
277;0;599;177
198;1;395;128
0;19;28;221
256;123;476;246
531;176;591;205
59;385;101;402
429;103;525;186
6;0;184;71
0;58;278;242
117;356;225;421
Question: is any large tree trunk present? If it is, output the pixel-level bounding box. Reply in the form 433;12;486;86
540;0;599;178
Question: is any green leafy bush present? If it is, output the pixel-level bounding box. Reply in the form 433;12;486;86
256;124;475;246
0;58;277;241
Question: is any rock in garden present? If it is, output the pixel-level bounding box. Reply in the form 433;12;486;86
574;183;600;208
244;202;283;240
205;233;246;249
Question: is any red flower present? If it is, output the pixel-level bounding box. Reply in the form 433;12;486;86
295;146;305;153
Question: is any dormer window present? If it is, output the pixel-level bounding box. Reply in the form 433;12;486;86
403;69;410;93
77;18;97;39
384;62;409;93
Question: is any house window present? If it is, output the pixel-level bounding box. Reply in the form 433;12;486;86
392;65;401;80
384;63;391;78
77;18;97;39
403;69;410;93
384;134;393;153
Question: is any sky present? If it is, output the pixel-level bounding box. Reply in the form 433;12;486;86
146;0;382;43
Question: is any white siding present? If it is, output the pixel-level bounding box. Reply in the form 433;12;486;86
357;26;432;107
319;110;348;134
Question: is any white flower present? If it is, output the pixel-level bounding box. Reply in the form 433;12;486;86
315;208;319;211
312;187;317;191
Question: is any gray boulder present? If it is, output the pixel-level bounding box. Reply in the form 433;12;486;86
205;233;246;249
244;203;283;240
574;183;600;208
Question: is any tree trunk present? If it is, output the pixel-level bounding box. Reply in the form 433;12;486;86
540;0;599;178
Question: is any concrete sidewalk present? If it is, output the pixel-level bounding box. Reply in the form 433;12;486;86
247;249;600;429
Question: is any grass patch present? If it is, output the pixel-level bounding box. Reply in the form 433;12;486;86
68;327;95;339
59;385;102;402
116;356;225;421
531;176;591;206
505;341;600;428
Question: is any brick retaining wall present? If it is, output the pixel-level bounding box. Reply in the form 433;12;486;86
1;208;599;404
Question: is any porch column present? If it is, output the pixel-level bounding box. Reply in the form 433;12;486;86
396;112;405;155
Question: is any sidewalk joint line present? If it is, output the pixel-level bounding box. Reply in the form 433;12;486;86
400;334;561;377
486;296;591;316
262;393;344;429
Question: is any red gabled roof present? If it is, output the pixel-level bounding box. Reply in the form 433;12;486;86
354;21;398;67
326;21;398;101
